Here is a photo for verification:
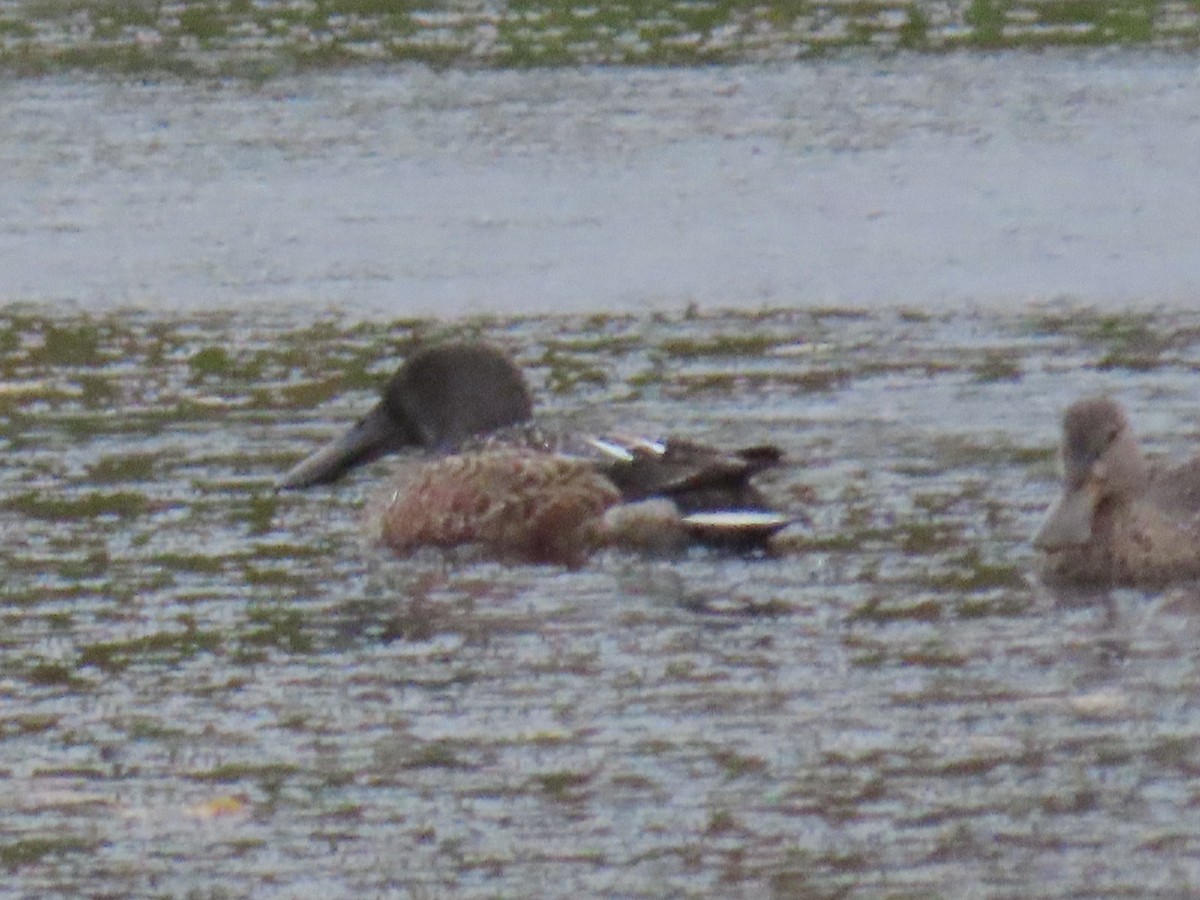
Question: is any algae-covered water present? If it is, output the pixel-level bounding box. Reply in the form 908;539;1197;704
0;0;1197;78
4;304;1200;897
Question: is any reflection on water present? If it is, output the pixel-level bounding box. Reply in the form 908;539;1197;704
2;305;1200;895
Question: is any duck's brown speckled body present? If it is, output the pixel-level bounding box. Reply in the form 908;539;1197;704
376;449;622;566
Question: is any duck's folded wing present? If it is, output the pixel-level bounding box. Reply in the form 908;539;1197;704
1147;456;1200;515
592;436;785;512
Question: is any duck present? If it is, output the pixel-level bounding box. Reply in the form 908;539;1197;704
1034;396;1200;587
279;341;793;564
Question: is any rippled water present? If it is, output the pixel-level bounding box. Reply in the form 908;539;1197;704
3;53;1200;316
4;304;1200;896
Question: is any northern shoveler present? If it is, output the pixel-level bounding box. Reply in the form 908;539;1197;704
1034;396;1200;587
279;341;793;563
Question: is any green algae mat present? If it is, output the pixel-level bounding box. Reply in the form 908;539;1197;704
0;0;1196;78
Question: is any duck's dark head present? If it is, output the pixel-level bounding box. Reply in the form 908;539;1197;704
1034;396;1148;550
278;341;533;489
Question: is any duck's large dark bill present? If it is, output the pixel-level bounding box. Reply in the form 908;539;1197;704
278;403;399;489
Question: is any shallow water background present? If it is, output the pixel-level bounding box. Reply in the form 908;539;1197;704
2;53;1200;315
4;304;1200;897
1;22;1200;899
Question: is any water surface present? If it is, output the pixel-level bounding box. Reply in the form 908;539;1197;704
2;53;1199;316
2;305;1200;896
2;42;1200;899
